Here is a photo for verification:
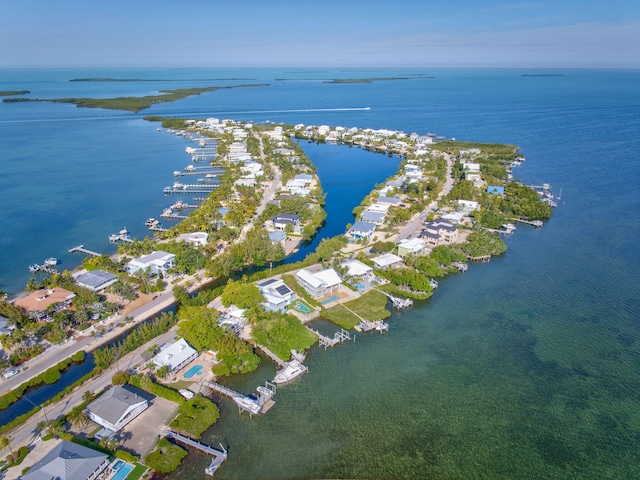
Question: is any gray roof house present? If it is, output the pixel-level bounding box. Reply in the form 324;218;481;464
21;439;109;480
75;270;118;292
270;213;301;232
86;385;148;433
360;211;386;225
348;221;376;240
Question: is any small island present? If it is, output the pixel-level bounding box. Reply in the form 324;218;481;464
0;90;29;97
2;84;268;112
69;77;254;82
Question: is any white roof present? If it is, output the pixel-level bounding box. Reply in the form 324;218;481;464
398;238;425;252
152;338;197;370
296;269;324;289
372;253;403;268
442;211;465;223
340;259;372;277
313;268;342;287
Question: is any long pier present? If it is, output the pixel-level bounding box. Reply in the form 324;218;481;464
466;254;491;262
255;344;287;368
511;218;543;227
68;245;101;257
163;430;227;476
160;212;189;219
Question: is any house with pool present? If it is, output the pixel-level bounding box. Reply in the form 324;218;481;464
257;278;295;313
152;338;198;373
295;268;343;299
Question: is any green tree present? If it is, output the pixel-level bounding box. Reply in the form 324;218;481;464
0;435;14;456
66;405;89;430
221;280;264;309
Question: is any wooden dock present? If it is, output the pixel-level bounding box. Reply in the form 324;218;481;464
466;254;491;262
163;430;227;476
68;245;102;257
306;326;352;349
451;262;468;272
373;288;413;309
511;218;543;228
201;381;272;416
255;344;287;368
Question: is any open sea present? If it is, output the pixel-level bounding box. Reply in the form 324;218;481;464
0;68;638;479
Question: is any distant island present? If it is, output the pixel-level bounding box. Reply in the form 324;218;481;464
275;76;435;83
69;77;254;82
521;74;565;77
0;90;29;96
2;84;268;112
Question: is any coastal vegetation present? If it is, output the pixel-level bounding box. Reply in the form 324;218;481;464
2;84;269;112
249;309;317;361
144;438;188;473
0;90;29;97
169;394;220;439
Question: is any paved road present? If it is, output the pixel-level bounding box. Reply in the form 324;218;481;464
397;152;455;240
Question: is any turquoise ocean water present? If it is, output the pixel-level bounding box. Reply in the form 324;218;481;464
0;69;638;479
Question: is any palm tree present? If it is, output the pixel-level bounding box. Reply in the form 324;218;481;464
0;435;14;456
82;390;93;405
66;406;89;430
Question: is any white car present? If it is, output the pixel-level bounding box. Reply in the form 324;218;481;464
2;369;18;380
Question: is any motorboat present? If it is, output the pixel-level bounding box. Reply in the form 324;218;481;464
178;389;195;400
273;360;307;384
232;395;262;414
44;257;58;266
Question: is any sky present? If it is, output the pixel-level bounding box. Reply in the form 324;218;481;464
1;0;639;69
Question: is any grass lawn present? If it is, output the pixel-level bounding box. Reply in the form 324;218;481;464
126;463;147;480
322;290;391;329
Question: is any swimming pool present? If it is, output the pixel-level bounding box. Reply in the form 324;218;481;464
320;295;339;304
111;462;134;480
293;301;311;313
184;364;203;379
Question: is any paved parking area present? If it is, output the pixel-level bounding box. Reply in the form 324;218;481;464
118;396;179;459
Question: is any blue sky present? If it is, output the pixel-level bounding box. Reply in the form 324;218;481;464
1;0;638;68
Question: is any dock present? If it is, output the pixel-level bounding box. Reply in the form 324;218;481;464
466;254;491;262
201;381;275;416
511;218;543;228
255;344;287;368
148;226;168;232
373;288;413;309
340;303;389;333
451;261;468;272
68;245;101;257
160;212;189;219
163;430;227;476
306;326;352;349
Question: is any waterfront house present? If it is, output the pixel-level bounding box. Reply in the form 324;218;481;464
14;287;76;322
294;174;313;185
366;203;391;214
348;221;376;240
295;268;343;299
441;211;465;225
458;200;479;212
127;251;175;277
422;219;458;245
270;213;301;232
152;338;198;372
235;178;256;188
376;196;401;206
360;211;386;225
285;179;308;191
487;186;505;195
372;253;404;269
75;270;118;292
177;231;209;246
257;278;294;313
340;259;374;280
22;439;109;480
86;385;148;434
397;238;428;258
268;230;287;247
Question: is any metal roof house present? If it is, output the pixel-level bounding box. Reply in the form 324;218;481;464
152;338;198;373
340;259;373;279
295;268;343;299
21;439;109;480
86;385;148;434
257;278;295;313
360;211;386;225
348;221;376;240
372;253;404;269
126;251;176;277
397;238;427;258
75;270;118;292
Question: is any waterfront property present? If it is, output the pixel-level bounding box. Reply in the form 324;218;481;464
21;439;109;480
13;287;76;322
371;253;404;269
152;338;198;373
257;278;295;313
74;269;118;292
360;210;386;225
296;268;343;299
177;231;209;246
86;385;149;435
397;238;428;258
340;259;374;280
269;213;301;232
421;219;458;246
126;250;176;277
348;221;376;240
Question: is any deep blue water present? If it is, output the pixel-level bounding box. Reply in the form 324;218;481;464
1;68;639;478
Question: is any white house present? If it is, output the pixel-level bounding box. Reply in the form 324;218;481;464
294;174;313;185
372;253;404;269
257;278;294;312
295;268;342;299
177;232;209;246
340;259;373;280
458;200;480;212
152;338;198;372
366;203;391;214
86;385;148;433
127;251;175;277
397;238;428;258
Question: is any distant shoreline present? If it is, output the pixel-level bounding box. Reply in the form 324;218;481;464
521;74;565;77
69;77;255;82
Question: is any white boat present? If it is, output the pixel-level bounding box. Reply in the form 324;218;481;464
28;264;40;273
232;395;262;414
178;389;195;400
501;223;517;234
145;218;160;228
44;257;58;266
273;360;307;384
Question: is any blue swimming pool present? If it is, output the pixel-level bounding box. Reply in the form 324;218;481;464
111;462;134;480
293;301;311;313
320;295;339;304
184;364;203;379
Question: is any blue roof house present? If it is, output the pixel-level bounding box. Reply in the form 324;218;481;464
486;186;505;195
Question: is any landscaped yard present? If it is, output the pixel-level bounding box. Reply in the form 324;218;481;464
321;290;390;329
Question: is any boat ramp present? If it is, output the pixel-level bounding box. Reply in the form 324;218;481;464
163;430;227;476
68;245;101;257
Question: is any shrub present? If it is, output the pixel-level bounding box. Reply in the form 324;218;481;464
145;438;188;473
115;449;139;463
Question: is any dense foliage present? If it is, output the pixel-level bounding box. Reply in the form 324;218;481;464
169;394;220;439
145;438;188;473
249;309;317;360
